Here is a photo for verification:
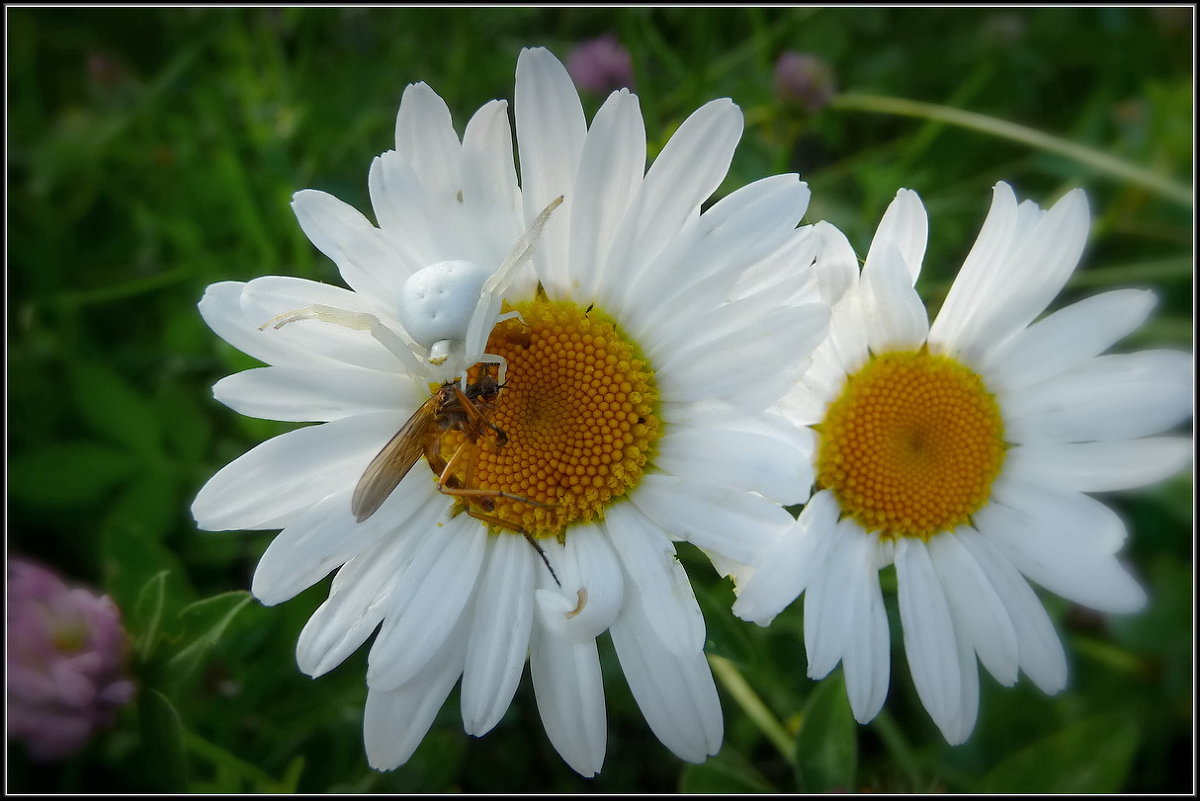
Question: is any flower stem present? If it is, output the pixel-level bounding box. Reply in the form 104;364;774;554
831;92;1192;207
707;653;794;763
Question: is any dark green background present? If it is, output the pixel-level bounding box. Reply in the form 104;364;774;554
7;7;1193;793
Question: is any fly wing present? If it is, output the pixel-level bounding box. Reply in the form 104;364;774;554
351;395;437;522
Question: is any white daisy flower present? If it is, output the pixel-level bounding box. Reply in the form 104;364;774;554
732;182;1193;744
191;47;830;776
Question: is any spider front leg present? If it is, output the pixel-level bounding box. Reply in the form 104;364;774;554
258;303;423;372
469;353;510;390
462;310;522;389
258;303;370;331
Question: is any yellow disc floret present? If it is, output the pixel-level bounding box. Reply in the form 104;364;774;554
438;298;659;540
816;348;1006;540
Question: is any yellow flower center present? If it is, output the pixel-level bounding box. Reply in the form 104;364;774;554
439;297;659;539
816;348;1006;540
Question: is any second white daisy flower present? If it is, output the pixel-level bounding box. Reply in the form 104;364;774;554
733;182;1193;744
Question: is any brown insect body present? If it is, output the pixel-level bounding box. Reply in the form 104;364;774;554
351;375;503;523
351;371;561;585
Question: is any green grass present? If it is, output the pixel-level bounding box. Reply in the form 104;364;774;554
7;7;1193;793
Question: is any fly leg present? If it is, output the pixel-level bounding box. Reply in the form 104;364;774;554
450;384;507;446
462;507;561;588
434;441;554;509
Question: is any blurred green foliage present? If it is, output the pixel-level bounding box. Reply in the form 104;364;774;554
7;6;1193;794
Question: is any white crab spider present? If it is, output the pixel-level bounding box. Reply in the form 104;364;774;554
259;195;563;387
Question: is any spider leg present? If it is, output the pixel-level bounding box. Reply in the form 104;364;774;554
259;303;424;373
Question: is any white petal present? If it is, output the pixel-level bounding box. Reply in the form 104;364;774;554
865;188;928;285
567;526;626;637
622;174;812;337
647;274;823;373
565;89;645;303
290;189;407;303
394;82;463;207
976;477;1147;612
367;151;442;271
199;281;292;367
1005;437;1194;492
544;524;625;643
604;98;743;306
993;473;1129;552
731;219;820;308
294;497;442;677
652;411;815;505
895;539;963;742
805;520;873;679
859;241;930;352
461;533;537;736
363;613;467;771
827;284;871;376
529;624;606;777
252;471;433;606
609;583;722;762
927;182;1019;354
602;503;705;656
841;538;891;723
1013;197;1047;236
515;47;586;295
213;364;419;423
1003;350;1194;444
656;302;830;413
731;489;840;626
240;276;406;372
461;99;525;262
200;280;389;371
945;615;980;745
956;528;1068;694
366;514;488;689
927;531;1019;686
706;548;754;588
631;474;795;566
191;411;401;531
939;188;1091;364
776;375;833;429
810;220;860;307
979;289;1157;393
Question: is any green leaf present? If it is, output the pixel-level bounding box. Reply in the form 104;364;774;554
977;713;1139;793
139;689;189;792
794;675;858;793
278;756;306;794
8;440;137;508
132;570;170;662
71;361;163;457
107;464;182;540
680;749;776;793
156;381;212;465
184;731;300;793
100;474;193;614
162;591;253;691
